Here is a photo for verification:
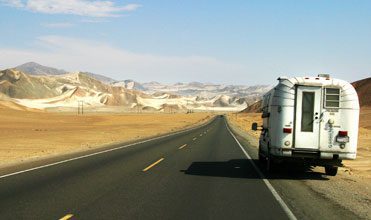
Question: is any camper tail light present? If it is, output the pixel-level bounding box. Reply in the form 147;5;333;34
336;131;349;143
283;128;292;133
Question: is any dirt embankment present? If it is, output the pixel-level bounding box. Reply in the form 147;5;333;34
0;107;212;169
352;77;371;107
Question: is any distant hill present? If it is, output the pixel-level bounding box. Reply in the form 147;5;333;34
11;62;272;102
15;62;67;75
2;62;277;112
112;79;146;90
0;68;148;108
0;69;247;112
0;69;62;99
15;62;116;84
140;81;271;103
240;100;262;113
352;77;371;107
84;72;116;84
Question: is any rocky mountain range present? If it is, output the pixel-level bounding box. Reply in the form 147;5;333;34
15;62;116;84
3;62;368;113
1;62;272;112
15;62;67;76
112;80;268;105
14;62;270;103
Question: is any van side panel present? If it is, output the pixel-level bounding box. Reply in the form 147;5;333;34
269;82;295;156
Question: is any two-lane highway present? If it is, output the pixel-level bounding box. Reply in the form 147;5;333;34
0;116;293;219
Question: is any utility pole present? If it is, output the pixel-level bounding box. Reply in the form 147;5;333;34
186;100;194;114
78;101;84;115
187;100;190;114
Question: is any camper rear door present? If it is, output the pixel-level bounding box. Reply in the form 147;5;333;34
294;86;321;149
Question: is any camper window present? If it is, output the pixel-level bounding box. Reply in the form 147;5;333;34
324;88;340;108
301;92;315;132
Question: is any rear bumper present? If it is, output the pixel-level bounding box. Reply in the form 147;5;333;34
271;156;344;167
319;151;356;160
270;147;356;160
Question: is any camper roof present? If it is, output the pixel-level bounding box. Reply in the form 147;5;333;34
277;75;351;88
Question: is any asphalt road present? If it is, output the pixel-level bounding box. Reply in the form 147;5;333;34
0;116;292;220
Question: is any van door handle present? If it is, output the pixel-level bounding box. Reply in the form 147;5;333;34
315;112;319;120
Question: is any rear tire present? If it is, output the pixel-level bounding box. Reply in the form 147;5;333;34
266;155;278;173
266;156;272;172
325;166;338;176
258;145;265;163
259;154;265;163
266;146;275;173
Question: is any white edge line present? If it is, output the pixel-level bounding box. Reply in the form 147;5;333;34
225;121;297;220
0;118;216;180
59;214;74;220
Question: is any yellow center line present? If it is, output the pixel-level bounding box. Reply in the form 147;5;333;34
193;137;197;141
178;144;187;149
142;158;165;172
59;214;74;220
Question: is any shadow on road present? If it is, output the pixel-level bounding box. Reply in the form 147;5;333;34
181;159;329;180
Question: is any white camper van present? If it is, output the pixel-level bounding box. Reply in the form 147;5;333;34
252;74;359;176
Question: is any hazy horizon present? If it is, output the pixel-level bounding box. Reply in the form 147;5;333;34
1;1;370;85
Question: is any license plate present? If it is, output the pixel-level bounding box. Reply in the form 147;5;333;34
336;136;349;143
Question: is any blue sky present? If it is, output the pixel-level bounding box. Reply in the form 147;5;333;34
0;0;370;85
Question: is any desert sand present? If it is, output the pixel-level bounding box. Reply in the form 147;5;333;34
0;103;212;168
